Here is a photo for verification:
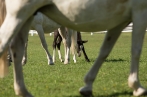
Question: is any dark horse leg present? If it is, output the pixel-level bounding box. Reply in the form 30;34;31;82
56;31;63;62
52;29;63;62
77;31;90;62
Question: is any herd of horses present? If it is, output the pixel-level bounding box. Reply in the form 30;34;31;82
1;0;147;97
25;11;90;65
7;12;90;65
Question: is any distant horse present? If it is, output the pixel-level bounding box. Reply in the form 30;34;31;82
52;27;77;64
1;0;147;97
28;12;60;65
6;11;79;65
23;12;79;65
76;31;90;62
53;30;90;63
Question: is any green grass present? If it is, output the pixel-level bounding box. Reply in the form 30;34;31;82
0;32;147;97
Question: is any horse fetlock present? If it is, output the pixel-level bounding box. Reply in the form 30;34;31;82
52;56;55;63
73;58;76;63
79;86;93;97
73;60;76;63
60;58;63;62
133;87;147;96
64;60;69;64
14;86;33;97
128;76;140;90
48;60;54;65
22;59;27;66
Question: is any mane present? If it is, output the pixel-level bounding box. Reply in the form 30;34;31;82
0;0;6;26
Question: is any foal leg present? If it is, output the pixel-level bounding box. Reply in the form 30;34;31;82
52;30;58;63
22;40;28;65
10;17;33;97
71;31;77;63
79;21;130;96
77;32;90;62
80;42;90;62
56;33;63;62
58;27;70;64
64;28;72;64
52;30;63;62
35;25;54;65
128;8;147;96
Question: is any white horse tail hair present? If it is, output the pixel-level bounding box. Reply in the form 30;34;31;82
0;50;9;78
70;31;77;55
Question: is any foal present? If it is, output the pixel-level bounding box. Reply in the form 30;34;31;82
53;30;90;63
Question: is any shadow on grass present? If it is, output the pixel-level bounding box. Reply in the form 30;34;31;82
89;58;126;63
105;58;125;62
65;91;132;97
94;91;132;97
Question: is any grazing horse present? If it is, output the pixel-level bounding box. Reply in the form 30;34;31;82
53;30;90;63
76;31;90;62
6;11;79;65
53;27;77;64
1;0;147;97
28;11;61;65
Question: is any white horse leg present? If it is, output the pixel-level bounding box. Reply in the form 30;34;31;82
52;30;58;63
64;28;72;64
53;39;63;63
0;1;49;55
57;34;63;62
128;9;147;96
35;25;54;65
57;49;63;62
58;27;70;64
71;31;77;63
52;30;63;63
22;40;28;65
10;17;33;97
79;21;130;96
52;48;56;63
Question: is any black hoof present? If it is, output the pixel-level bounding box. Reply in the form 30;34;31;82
80;91;93;97
86;59;90;62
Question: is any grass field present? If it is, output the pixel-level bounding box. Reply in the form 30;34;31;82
0;32;147;97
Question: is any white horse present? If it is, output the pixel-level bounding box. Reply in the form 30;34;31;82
0;0;147;97
25;12;60;65
25;12;77;65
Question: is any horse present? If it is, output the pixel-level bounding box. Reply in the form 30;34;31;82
52;27;78;64
5;11;81;65
53;28;77;64
53;30;90;63
16;12;79;65
76;31;90;62
0;0;147;97
28;11;61;65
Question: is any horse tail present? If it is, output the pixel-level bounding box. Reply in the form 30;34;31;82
70;31;77;55
0;0;9;78
0;0;6;26
0;50;9;78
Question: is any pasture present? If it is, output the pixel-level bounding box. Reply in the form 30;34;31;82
0;32;147;97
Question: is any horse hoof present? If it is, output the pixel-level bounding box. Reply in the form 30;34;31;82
49;63;54;65
79;90;93;97
133;87;147;96
86;59;90;62
64;62;69;64
60;60;64;62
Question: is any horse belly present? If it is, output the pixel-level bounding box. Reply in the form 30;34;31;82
42;14;61;33
40;0;131;31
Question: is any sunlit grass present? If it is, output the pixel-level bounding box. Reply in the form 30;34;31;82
0;32;147;97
